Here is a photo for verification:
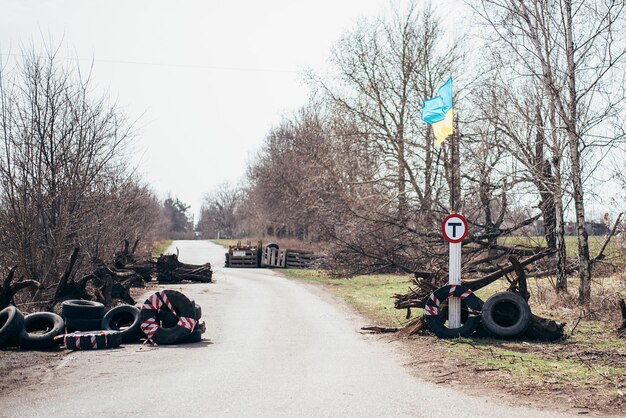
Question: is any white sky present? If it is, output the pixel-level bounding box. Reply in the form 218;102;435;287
1;0;618;224
3;0;437;218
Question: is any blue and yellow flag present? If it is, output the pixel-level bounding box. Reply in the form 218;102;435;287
421;77;454;145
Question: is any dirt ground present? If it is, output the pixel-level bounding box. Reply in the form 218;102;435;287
0;286;153;398
0;348;66;394
390;334;625;417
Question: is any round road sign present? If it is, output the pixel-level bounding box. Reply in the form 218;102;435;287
442;214;468;243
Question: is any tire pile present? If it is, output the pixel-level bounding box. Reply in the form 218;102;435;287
0;290;205;351
425;285;532;339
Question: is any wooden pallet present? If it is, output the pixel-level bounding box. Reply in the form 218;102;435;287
261;247;320;269
225;244;260;268
261;247;286;268
285;249;318;269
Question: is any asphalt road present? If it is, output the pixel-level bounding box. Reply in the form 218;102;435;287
0;240;571;417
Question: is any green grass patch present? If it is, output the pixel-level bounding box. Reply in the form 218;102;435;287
445;329;626;392
150;240;173;257
282;269;415;327
210;239;239;248
499;235;626;264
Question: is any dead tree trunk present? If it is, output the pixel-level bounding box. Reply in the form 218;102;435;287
0;267;40;310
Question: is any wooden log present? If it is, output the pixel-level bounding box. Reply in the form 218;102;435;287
525;314;565;341
398;316;427;336
53;247;81;302
464;249;554;292
361;326;400;333
156;254;213;282
507;256;529;301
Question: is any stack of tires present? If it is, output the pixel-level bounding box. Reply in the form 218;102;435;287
0;306;65;350
62;300;105;332
425;285;532;340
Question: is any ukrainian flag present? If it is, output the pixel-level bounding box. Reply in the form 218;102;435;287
421;77;454;145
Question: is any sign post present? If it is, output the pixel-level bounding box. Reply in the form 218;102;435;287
442;213;468;329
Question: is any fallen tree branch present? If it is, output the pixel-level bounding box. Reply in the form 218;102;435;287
394;249;554;310
464;249;555;292
0;267;41;310
53;247;81;302
361;326;400;333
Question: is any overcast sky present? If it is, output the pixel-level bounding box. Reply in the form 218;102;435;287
0;0;467;218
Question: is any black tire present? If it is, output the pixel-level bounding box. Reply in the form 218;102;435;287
0;306;25;348
65;317;102;332
158;308;179;328
157;302;201;328
266;243;279;250
101;305;143;343
62;300;105;319
437;296;484;328
178;328;203;344
64;330;122;350
424;284;482;339
193;302;202;320
140;290;195;345
482;292;531;339
19;312;65;350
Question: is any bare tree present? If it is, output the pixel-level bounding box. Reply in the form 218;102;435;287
471;77;569;290
241;4;542;277
310;3;461;222
472;0;626;303
198;181;245;239
0;45;162;308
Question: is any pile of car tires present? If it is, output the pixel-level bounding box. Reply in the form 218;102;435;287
0;290;205;351
425;285;532;339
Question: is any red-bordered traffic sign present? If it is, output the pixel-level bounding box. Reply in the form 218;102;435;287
441;214;468;243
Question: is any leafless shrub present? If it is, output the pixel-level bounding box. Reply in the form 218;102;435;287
0;45;164;308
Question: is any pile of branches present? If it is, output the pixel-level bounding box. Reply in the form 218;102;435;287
365;213;625;340
388;252;566;340
155;253;213;284
0;240;213;312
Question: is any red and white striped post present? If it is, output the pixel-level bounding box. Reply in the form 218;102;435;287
442;214;468;329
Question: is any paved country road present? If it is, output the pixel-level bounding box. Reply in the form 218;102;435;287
0;241;571;417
